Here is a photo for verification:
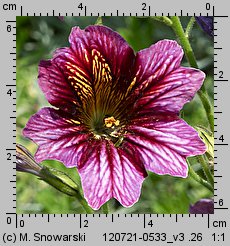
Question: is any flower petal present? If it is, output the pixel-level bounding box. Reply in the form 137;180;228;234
23;107;90;167
124;114;206;177
39;60;81;115
78;140;147;210
133;40;183;90
69;25;135;83
48;25;135;115
134;67;205;114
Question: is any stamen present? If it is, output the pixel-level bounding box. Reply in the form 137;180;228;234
104;116;120;128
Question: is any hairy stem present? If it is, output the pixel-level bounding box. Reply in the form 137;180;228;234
197;155;214;187
185;17;196;38
187;160;213;192
75;193;94;214
151;16;173;26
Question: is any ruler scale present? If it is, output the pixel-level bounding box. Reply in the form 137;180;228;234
0;0;229;245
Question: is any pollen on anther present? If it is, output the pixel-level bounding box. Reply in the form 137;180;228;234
104;116;120;128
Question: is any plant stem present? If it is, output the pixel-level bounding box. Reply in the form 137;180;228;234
197;90;214;132
151;16;173;26
170;16;214;132
185;17;195;38
101;202;109;214
187;161;213;192
196;155;214;187
75;193;94;214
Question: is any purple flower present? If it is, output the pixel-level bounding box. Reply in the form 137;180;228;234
189;199;214;214
23;25;206;210
195;17;214;37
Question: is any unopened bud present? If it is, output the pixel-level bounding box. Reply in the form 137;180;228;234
189;198;214;214
40;166;79;197
16;143;80;197
16;144;42;176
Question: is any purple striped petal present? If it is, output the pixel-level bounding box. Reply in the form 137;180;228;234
68;25;135;83
39;25;136;119
131;40;205;114
134;67;205;114
49;25;135;108
124;114;206;177
133;40;183;89
38;60;81;115
23;107;90;167
78;140;147;210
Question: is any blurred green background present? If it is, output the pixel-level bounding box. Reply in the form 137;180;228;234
16;16;213;214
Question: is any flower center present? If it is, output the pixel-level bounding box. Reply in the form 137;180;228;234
90;114;124;144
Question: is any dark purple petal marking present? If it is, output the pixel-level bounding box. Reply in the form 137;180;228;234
38;60;80;115
23;107;90;167
42;25;136;124
134;67;205;114
124;114;206;177
78;140;147;210
69;25;135;84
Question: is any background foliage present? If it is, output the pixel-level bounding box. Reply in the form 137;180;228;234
17;16;213;214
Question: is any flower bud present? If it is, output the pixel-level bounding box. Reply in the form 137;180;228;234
195;17;214;37
16;144;80;197
39;166;80;197
16;144;42;176
189;198;214;214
